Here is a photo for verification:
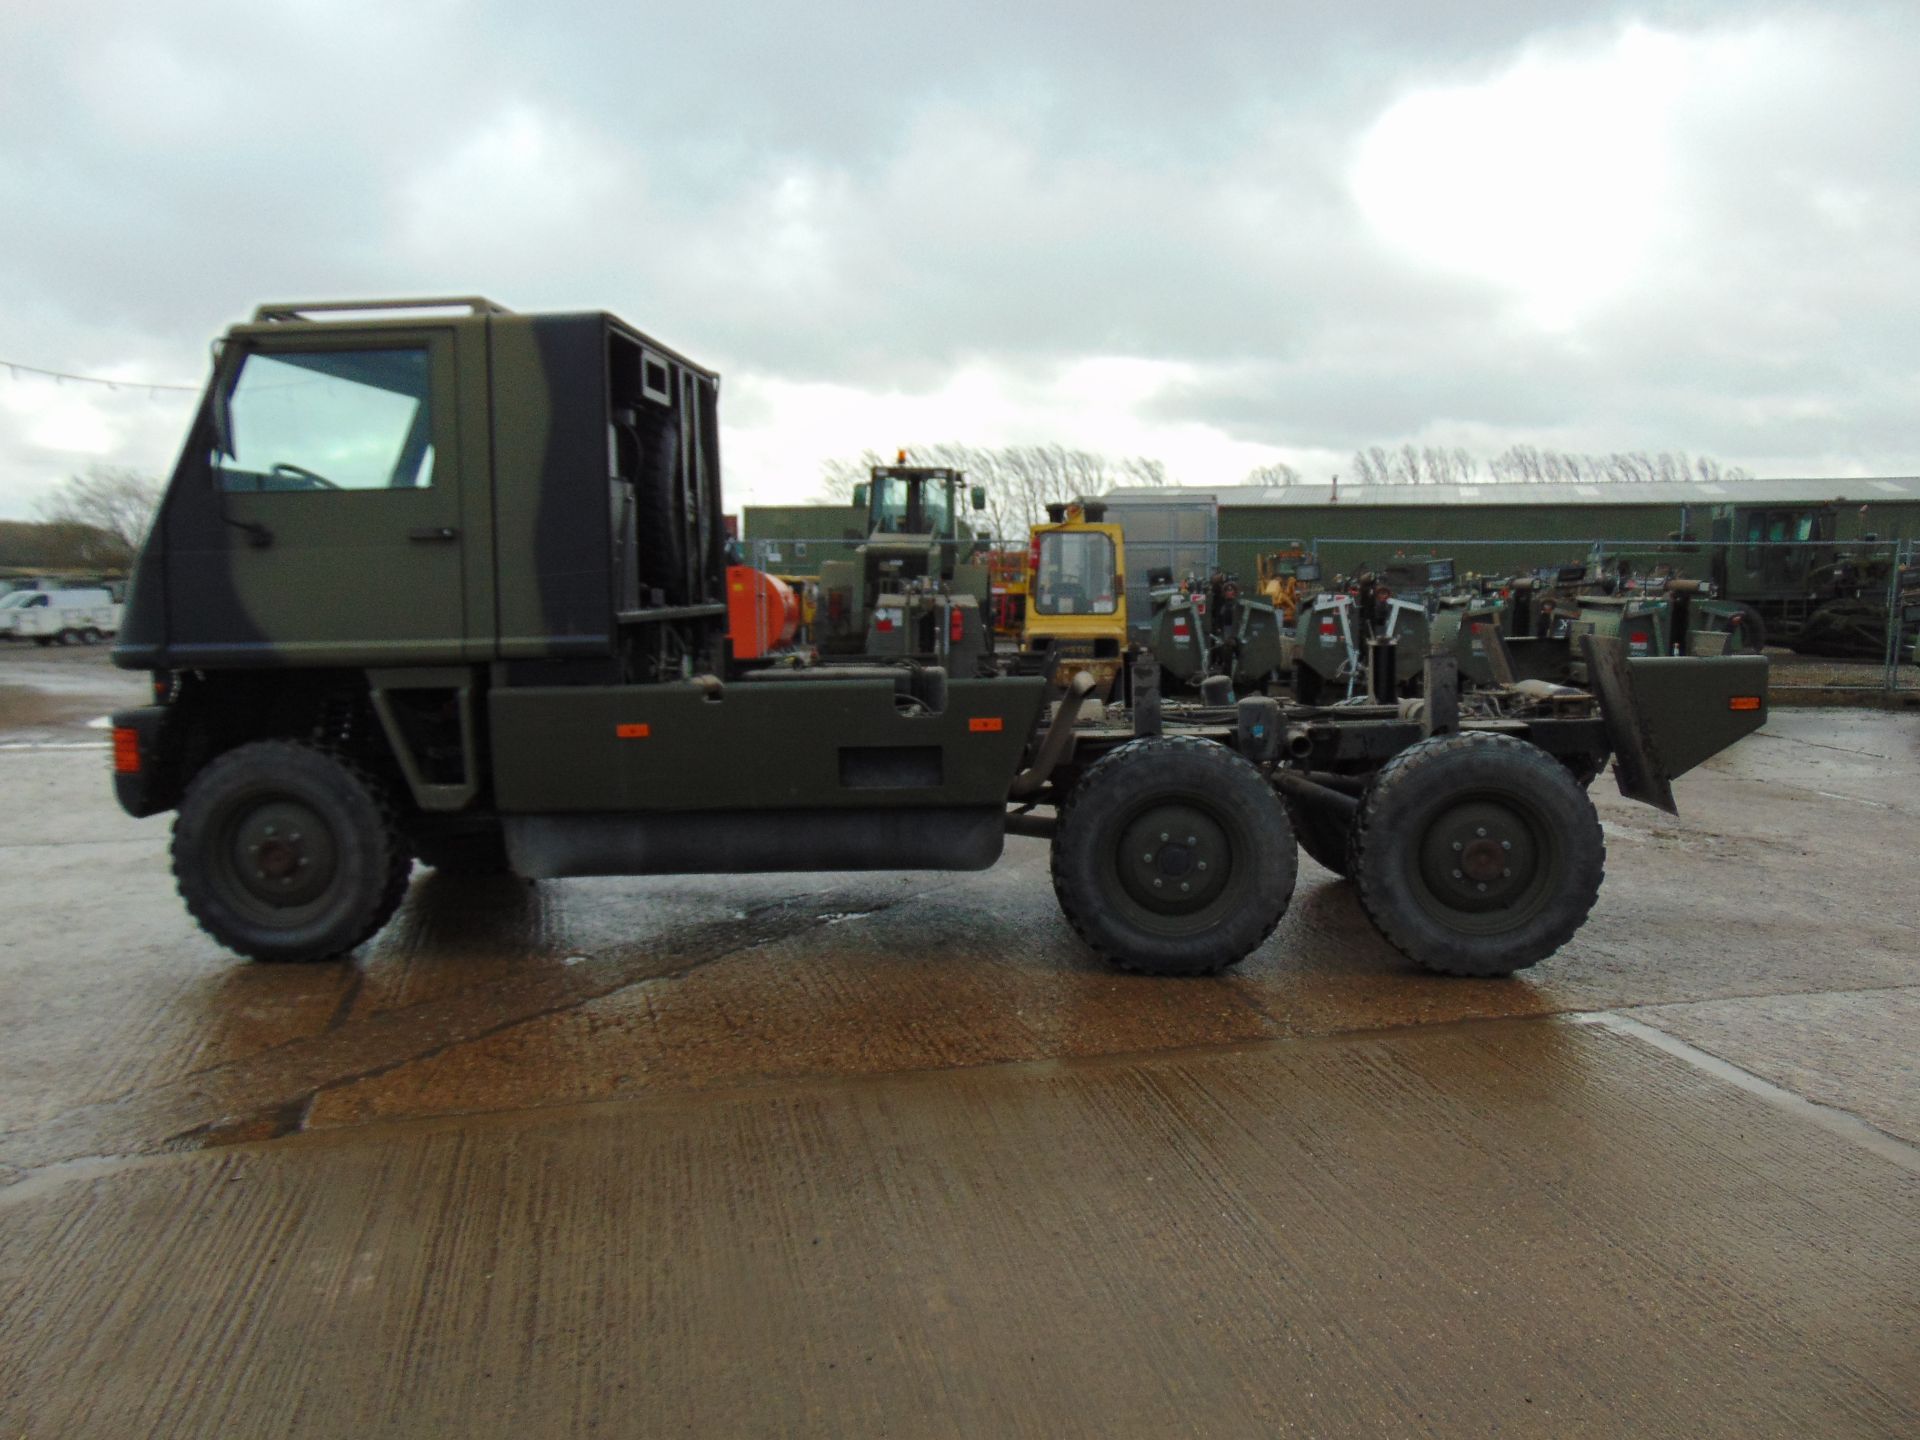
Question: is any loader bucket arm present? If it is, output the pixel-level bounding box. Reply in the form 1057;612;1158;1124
1581;635;1769;815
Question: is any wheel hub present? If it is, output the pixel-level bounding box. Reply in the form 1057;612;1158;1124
228;800;337;909
1417;799;1538;914
1119;804;1231;914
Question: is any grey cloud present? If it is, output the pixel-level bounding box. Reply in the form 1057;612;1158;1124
0;1;1914;515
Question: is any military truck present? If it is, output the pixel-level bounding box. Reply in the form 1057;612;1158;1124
110;298;1769;980
815;457;994;671
1600;502;1916;658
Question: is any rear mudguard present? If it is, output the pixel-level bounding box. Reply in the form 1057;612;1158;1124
1582;635;1768;813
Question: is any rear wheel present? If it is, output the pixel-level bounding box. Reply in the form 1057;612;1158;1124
1351;732;1604;977
80;627;102;645
172;741;411;962
1051;736;1296;975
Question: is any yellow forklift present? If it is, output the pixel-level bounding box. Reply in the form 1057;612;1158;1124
1019;500;1129;699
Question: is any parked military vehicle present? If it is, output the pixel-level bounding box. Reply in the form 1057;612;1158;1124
1599;502;1917;658
1147;569;1293;697
111;298;1769;981
815;457;994;671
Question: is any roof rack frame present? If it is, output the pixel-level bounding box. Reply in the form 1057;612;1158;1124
252;297;511;323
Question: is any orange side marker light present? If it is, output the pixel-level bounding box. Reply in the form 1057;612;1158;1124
1729;696;1761;712
616;723;652;738
969;717;1004;733
112;727;142;773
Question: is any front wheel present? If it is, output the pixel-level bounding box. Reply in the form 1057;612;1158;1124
172;741;411;962
1051;736;1296;975
1351;731;1604;977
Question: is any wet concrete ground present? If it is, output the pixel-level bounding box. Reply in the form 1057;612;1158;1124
0;648;1915;1436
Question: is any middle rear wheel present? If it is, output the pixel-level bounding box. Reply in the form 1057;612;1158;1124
1351;731;1604;977
1051;736;1297;976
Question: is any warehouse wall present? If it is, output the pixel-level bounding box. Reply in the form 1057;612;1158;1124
740;505;864;578
1216;499;1919;585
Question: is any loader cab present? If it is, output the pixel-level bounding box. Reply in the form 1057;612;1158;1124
851;464;985;584
1022;501;1128;699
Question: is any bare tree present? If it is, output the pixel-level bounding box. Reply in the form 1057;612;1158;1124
816;443;1171;541
1244;462;1300;487
34;465;164;561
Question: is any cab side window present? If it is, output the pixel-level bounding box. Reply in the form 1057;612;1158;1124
216;348;434;492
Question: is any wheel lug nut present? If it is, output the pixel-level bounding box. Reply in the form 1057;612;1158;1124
1452;868;1463;879
1452;841;1462;852
1180;882;1190;893
1197;861;1207;871
264;826;276;837
1153;878;1163;888
1501;868;1511;877
1142;853;1154;862
1476;882;1487;892
1185;836;1196;845
1501;840;1511;851
1160;832;1169;842
1476;826;1486;837
289;831;301;843
298;858;309;869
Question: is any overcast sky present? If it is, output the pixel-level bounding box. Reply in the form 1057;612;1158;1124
2;1;1915;519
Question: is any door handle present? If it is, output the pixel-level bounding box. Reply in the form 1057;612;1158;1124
409;526;460;543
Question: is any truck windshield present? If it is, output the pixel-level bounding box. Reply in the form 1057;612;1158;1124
1035;532;1118;616
216;347;434;492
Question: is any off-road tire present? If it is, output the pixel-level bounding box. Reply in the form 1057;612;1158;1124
413;828;514;876
1051;735;1296;976
1284;793;1353;878
1351;731;1604;977
173;741;411;963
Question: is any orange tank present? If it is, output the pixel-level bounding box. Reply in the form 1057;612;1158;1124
726;564;801;659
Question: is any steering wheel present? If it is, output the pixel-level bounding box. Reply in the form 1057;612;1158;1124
270;462;340;490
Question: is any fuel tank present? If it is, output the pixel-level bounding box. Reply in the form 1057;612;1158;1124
726;565;801;659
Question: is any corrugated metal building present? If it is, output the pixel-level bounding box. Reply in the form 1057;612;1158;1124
740;504;864;577
1104;477;1920;582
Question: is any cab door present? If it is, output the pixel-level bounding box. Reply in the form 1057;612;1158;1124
171;331;465;664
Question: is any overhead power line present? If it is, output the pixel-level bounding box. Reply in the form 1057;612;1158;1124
0;358;200;394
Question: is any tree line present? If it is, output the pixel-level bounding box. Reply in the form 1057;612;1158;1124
818;444;1167;540
1248;447;1752;488
2;466;164;571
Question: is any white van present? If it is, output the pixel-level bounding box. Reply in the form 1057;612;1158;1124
4;589;122;646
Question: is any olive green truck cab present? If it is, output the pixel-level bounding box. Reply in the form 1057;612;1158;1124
113;299;1771;981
